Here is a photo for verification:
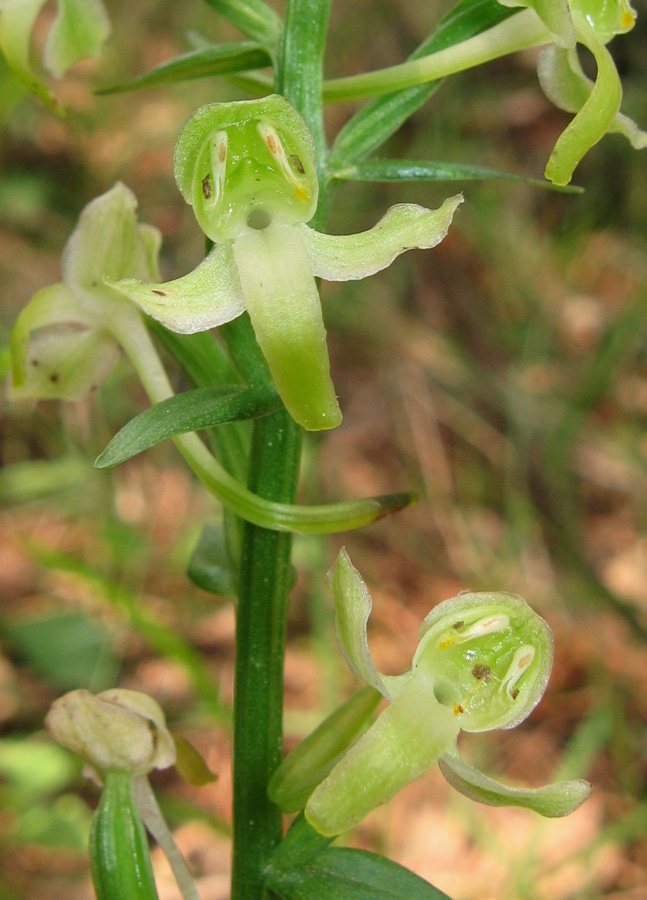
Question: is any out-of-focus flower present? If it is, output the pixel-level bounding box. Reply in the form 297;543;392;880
9;182;160;401
0;0;110;113
504;0;645;184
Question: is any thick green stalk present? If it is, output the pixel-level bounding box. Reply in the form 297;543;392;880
230;3;332;898
231;408;302;900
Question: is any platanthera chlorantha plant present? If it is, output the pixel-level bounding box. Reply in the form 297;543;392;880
45;688;213;900
270;550;592;836
323;0;645;186
108;94;463;431
0;0;110;114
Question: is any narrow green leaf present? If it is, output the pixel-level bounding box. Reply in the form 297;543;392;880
332;158;583;192
202;0;282;49
96;42;271;95
328;0;515;168
95;385;281;469
150;321;251;483
265;847;453;900
187;521;236;596
269;687;382;812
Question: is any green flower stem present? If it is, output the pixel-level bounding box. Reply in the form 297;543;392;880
105;306;412;533
322;8;550;103
231;406;302;900
230;4;332;899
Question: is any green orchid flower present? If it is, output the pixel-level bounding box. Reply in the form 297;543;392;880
323;0;645;186
0;0;110;114
271;550;592;836
109;95;463;431
8;181;418;533
9;182;161;402
46;688;204;900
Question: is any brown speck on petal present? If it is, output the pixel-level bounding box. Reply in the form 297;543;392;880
290;153;305;174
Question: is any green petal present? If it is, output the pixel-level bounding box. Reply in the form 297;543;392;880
300;196;463;283
0;0;63;114
9;281;94;387
108;243;245;334
438;752;592;817
544;14;622;185
42;0;110;78
328;549;399;700
62;183;161;307
305;673;459;836
538;44;647;149
232;223;342;431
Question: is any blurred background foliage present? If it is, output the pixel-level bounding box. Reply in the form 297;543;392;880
1;1;647;898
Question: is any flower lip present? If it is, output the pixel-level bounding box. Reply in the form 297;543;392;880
173;95;319;243
414;591;554;733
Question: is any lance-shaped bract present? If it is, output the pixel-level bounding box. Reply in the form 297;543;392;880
283;550;592;836
46;689;201;900
109;95;463;431
0;0;110;114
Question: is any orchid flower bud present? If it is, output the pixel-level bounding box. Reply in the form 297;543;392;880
271;550;592;836
45;688;176;778
46;689;202;900
109;95;462;431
